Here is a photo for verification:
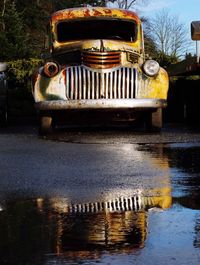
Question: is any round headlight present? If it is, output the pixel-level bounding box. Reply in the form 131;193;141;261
143;60;160;77
43;61;59;78
0;62;7;72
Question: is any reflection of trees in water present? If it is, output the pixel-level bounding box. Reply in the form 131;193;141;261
174;196;200;210
145;144;200;255
194;215;200;248
145;144;200;251
164;146;200;186
140;144;200;175
0;198;49;265
140;144;200;208
166;146;200;210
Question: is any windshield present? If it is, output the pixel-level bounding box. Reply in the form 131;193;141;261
56;19;137;42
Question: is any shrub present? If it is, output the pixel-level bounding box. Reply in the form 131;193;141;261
7;58;42;90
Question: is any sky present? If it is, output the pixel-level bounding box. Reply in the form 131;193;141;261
139;0;200;54
138;0;199;26
108;0;200;54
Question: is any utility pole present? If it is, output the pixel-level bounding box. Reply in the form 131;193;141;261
191;21;200;64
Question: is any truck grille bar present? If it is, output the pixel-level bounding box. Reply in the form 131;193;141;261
66;66;137;100
59;196;143;214
82;51;121;69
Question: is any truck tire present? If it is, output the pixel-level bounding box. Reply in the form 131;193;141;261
145;108;162;132
39;115;53;135
0;106;8;126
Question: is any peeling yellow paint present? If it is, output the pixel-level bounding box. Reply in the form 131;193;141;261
137;68;169;99
51;7;141;24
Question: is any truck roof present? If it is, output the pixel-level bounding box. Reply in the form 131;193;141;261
51;7;141;24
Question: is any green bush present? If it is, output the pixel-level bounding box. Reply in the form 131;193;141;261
7;58;42;90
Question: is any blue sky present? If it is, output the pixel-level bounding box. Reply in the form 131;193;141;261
138;0;200;54
108;0;199;24
139;0;199;26
108;0;200;54
140;0;200;54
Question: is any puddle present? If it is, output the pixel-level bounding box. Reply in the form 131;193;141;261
0;192;199;265
0;193;169;265
0;142;200;264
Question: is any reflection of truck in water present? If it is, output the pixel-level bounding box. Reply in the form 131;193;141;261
0;144;172;263
45;187;171;255
32;7;169;133
44;144;172;255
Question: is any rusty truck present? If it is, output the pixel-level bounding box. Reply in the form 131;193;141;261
32;7;169;133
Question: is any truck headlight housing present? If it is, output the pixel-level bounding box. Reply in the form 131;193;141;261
143;60;160;77
0;62;7;72
43;61;59;78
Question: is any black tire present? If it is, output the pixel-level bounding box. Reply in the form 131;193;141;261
145;108;162;132
0;106;8;126
39;115;53;135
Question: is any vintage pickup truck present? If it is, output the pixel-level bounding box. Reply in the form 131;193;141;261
32;7;169;133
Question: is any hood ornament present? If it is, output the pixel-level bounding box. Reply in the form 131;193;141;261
100;39;105;52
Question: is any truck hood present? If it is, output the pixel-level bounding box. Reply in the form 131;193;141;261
52;39;141;55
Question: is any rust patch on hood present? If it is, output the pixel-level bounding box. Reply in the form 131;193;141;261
84;8;90;17
51;7;140;24
93;9;103;17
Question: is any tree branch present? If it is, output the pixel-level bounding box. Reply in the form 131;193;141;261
127;0;137;9
1;0;7;30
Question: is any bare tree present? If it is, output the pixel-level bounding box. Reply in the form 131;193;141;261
149;10;189;61
109;0;137;9
107;0;148;10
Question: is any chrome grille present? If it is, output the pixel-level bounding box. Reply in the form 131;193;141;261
61;196;143;214
66;66;137;100
82;51;121;69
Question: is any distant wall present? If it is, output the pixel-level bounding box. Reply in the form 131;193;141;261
164;78;200;123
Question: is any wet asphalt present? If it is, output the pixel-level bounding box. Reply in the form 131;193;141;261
0;124;200;265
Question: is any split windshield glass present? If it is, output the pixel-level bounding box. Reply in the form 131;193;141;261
56;19;137;42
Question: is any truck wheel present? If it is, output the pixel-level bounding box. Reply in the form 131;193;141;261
39;115;53;135
0;107;8;126
145;108;162;132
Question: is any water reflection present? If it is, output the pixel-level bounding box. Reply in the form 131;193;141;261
0;198;48;265
1;143;200;264
194;215;200;248
138;144;200;206
49;194;171;252
0;189;172;265
139;144;200;254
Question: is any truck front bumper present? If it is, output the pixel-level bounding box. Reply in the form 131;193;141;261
35;99;167;111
